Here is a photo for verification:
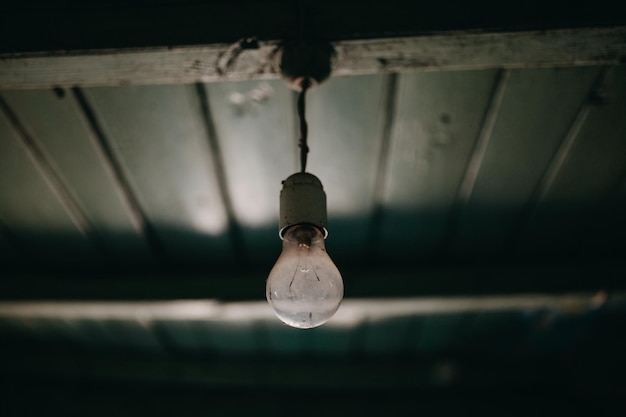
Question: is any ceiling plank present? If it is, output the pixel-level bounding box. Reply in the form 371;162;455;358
81;84;234;264
0;101;98;263
203;79;295;262
379;69;498;259
519;66;626;257
306;74;386;260
1;26;624;89
451;67;602;256
195;83;248;261
1;89;156;265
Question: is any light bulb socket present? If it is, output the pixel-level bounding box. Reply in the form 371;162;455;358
279;172;328;239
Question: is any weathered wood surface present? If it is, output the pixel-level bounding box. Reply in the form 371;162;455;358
1;27;624;89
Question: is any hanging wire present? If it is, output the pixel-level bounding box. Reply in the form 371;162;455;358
298;78;311;173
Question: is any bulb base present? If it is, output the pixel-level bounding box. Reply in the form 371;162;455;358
279;173;327;238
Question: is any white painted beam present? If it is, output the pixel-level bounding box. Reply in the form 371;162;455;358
1;26;625;89
0;292;614;325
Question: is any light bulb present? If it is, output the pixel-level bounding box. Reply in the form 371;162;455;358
266;223;343;329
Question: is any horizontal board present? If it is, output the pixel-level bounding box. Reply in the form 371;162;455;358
1;27;625;88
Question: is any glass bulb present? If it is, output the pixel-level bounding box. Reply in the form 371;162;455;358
266;224;343;329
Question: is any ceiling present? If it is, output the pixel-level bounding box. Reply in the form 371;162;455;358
1;2;625;416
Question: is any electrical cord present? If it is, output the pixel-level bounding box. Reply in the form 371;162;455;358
297;78;311;173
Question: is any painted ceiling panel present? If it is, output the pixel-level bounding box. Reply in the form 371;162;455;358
1;89;154;264
0;109;97;263
380;70;498;259
266;322;320;354
153;320;200;352
0;226;18;262
312;326;355;355
415;314;467;351
453;66;602;255
363;315;414;354
82;84;232;264
189;320;261;355
306;74;387;260
106;319;165;353
205;79;295;261
519;65;626;256
0;66;623;271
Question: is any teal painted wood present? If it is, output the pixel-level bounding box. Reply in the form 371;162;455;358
414;314;466;351
69;318;163;353
362;315;414;354
380;70;498;259
312;326;355;355
0;223;19;263
104;319;165;353
204;80;295;261
453;67;602;256
265;320;320;354
33;318;103;351
189;320;261;355
154;321;199;351
83;84;232;263
520;66;626;255
1;89;154;264
0;109;97;263
460;312;526;352
306;74;387;260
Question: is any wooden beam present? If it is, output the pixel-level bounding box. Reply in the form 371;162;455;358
1;27;625;89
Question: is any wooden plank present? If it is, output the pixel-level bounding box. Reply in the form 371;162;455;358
82;84;232;263
380;70;498;258
204;79;295;261
1;27;624;89
452;67;601;255
0;221;20;263
0;108;97;263
414;314;466;351
1;89;154;264
459;312;528;353
189;321;261;355
312;327;355;355
265;322;319;355
152;321;199;352
362;316;414;354
306;74;386;260
103;319;165;354
519;66;626;256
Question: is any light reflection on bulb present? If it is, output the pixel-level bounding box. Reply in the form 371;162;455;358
266;224;343;329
